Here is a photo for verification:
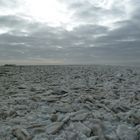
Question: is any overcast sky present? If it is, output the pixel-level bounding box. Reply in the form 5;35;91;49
0;0;140;65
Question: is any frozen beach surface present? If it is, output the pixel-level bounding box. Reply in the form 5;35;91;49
0;65;140;140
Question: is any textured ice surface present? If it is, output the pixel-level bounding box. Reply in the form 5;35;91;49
0;65;140;140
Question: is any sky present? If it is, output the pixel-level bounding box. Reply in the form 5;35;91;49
0;0;140;65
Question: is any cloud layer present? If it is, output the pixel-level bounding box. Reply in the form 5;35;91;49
0;0;140;65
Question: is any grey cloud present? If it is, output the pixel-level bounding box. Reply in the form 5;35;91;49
0;17;140;64
0;15;48;35
0;0;18;7
61;0;128;25
73;25;108;35
93;5;140;45
0;15;27;30
0;0;140;65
